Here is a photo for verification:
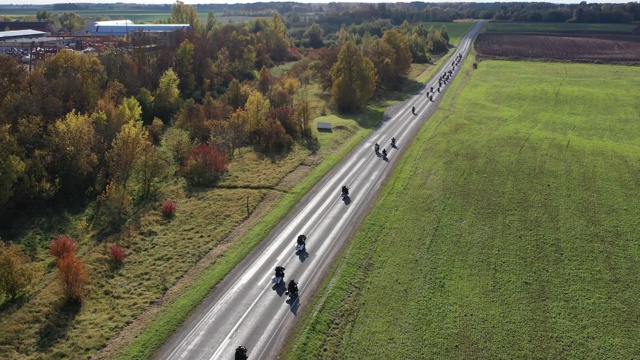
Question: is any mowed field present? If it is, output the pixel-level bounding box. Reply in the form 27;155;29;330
286;60;640;359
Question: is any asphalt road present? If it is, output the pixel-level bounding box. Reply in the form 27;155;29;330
154;21;484;360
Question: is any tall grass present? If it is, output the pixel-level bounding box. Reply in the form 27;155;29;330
286;60;640;359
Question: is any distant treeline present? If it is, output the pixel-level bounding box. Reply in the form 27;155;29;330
4;2;640;25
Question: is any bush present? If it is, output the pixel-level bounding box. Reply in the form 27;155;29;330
109;244;127;264
49;235;78;259
260;120;293;153
0;242;38;300
182;144;228;186
161;200;176;217
57;253;88;302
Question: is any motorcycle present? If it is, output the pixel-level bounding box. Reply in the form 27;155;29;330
273;266;285;284
411;106;416;115
286;280;299;299
391;137;396;148
296;235;307;252
374;143;380;153
235;346;248;360
382;149;387;158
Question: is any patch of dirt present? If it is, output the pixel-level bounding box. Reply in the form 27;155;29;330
475;33;640;63
92;151;323;360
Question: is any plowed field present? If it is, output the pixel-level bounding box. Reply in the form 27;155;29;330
475;33;640;63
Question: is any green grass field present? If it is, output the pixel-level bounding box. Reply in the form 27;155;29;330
486;21;637;33
286;60;640;359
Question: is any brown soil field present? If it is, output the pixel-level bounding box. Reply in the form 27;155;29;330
475;33;640;63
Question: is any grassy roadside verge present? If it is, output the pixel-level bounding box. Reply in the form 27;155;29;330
283;59;640;359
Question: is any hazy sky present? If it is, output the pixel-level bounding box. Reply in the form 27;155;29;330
0;0;607;5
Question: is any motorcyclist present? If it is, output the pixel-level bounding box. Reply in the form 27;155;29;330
274;266;285;284
235;346;248;360
296;234;307;251
341;185;349;197
286;279;299;298
374;143;380;152
411;106;416;115
391;137;396;147
382;149;387;157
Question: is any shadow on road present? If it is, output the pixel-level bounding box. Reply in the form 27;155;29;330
297;249;308;262
271;282;286;297
286;297;299;315
342;196;351;205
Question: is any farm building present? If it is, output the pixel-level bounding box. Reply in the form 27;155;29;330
79;20;190;37
0;30;48;40
0;21;54;33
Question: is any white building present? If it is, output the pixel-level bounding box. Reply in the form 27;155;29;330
80;20;190;37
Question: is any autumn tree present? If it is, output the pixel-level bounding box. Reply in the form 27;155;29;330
260;120;292;153
39;50;107;121
171;0;201;30
244;90;270;141
175;99;209;142
381;28;412;84
364;38;395;89
107;114;150;189
182;144;228;186
154;68;181;121
56;253;88;302
47;110;98;192
330;41;377;112
49;235;78;259
257;65;273;95
0;242;38;300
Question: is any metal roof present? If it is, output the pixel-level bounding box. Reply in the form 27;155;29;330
0;30;47;39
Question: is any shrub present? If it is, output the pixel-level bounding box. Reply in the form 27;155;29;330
182;144;228;186
57;253;88;302
0;242;38;300
260;120;293;153
109;244;127;264
161;200;176;217
49;235;78;259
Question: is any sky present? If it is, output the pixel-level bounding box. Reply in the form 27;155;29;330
0;0;612;5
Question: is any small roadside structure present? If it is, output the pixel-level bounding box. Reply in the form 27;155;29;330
317;122;332;132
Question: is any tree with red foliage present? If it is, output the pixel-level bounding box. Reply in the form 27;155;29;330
57;253;88;302
182;144;228;186
161;200;177;217
260;120;293;153
109;244;127;264
50;235;78;260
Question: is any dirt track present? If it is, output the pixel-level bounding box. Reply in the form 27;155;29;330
475;33;640;63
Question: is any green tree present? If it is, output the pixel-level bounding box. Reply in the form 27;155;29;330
330;41;377;112
47;110;98;191
175;39;196;97
0;242;38;300
171;0;201;30
107;119;150;189
0;125;25;209
303;23;324;49
154;68;181;121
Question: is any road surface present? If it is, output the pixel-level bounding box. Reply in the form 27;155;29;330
155;21;484;360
